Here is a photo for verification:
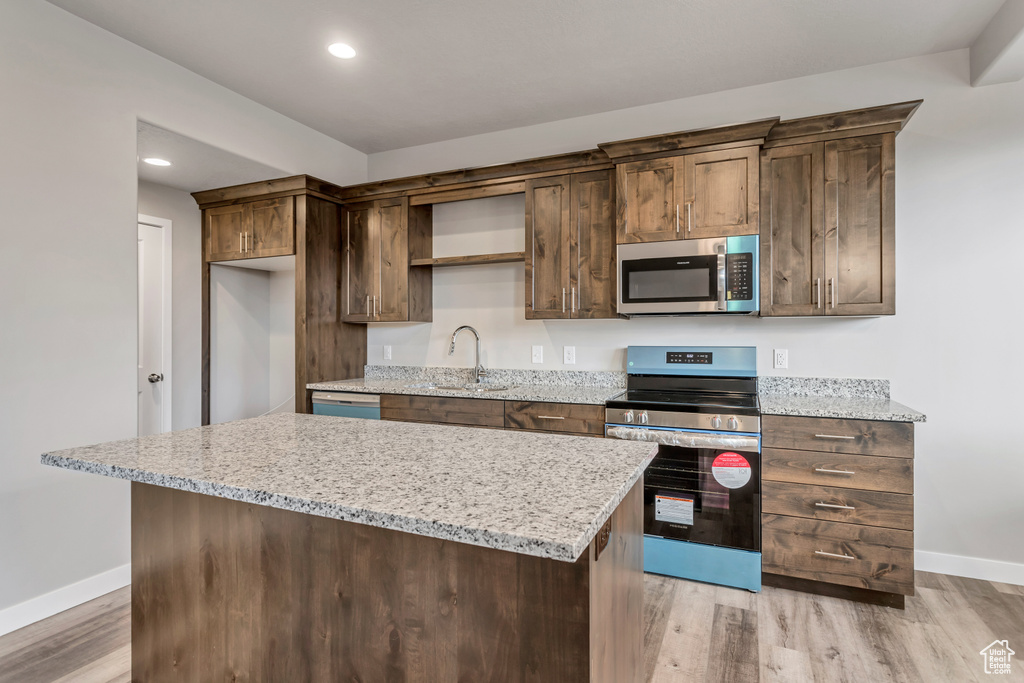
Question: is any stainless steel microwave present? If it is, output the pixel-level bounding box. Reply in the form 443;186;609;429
617;235;759;315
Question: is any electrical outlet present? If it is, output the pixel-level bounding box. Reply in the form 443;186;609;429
532;345;543;364
773;349;789;369
563;346;576;365
383;345;392;361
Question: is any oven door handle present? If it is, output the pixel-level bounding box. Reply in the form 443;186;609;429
605;425;759;452
717;253;727;311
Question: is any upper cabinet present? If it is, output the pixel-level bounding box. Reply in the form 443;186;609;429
205;196;294;262
600;119;776;244
760;101;921;317
526;170;617;319
341;197;432;323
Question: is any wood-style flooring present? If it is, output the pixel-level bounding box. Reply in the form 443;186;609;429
2;572;1022;682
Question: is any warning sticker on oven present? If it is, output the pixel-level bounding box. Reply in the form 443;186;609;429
655;495;694;525
712;452;752;489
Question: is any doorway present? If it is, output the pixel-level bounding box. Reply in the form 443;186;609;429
138;213;173;436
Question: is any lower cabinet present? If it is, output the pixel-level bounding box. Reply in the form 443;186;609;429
761;414;915;606
380;395;604;437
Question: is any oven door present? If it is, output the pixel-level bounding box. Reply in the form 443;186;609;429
617;239;726;315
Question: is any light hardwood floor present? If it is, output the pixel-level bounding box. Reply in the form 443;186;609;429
1;572;1022;682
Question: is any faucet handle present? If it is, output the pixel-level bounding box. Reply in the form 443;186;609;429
477;366;488;380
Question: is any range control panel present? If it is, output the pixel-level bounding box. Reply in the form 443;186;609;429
667;351;713;364
726;253;754;301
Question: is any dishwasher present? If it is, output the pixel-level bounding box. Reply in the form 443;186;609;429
311;391;380;420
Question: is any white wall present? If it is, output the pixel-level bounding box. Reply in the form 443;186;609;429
268;270;296;414
210;266;270;423
0;0;366;627
137;181;203;430
367;49;1024;579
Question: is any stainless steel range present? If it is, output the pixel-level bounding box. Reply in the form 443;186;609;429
604;346;761;591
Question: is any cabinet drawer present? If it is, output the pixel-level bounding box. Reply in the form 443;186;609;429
504;401;605;436
762;448;913;494
762;415;913;458
762;513;914;595
763;481;913;530
380;394;504;428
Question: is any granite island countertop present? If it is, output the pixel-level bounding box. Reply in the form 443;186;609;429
41;413;655;562
758;377;926;423
308;365;626;405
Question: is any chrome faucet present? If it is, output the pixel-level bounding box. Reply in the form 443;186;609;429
448;325;487;383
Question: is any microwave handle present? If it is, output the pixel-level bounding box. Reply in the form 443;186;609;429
717;253;727;310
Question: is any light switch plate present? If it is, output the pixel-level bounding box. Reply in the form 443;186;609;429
563;346;576;365
773;349;788;369
383;345;392;361
532;345;543;364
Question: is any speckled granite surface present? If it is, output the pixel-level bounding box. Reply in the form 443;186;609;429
759;377;925;422
309;366;626;405
41;413;655;562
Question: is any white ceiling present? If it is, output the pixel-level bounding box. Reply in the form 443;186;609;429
56;0;1005;154
137;121;287;193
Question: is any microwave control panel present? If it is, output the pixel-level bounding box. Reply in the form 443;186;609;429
726;253;754;301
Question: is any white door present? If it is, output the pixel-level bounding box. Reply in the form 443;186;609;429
138;221;167;435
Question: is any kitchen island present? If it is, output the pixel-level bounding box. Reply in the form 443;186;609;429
42;413;655;682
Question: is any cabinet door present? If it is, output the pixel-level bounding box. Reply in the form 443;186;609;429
376;197;409;322
249;196;294;257
760;143;825;316
615;158;682;243
526;176;572;319
571;170;617;319
206;204;248;262
682;146;759;238
825;134;895;316
342;202;378;322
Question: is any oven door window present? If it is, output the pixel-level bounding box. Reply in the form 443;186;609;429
643;444;760;552
621;255;718;304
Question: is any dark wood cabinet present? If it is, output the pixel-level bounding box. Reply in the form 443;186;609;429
526;171;616;319
204;196;294;262
760;100;921;317
342;197;432;323
615;158;681;244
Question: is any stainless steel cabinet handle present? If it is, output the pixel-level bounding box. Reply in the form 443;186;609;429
815;468;856;475
814;434;856;440
246;232;249;252
373;295;378;317
815;502;856;510
536;415;566;420
815;278;821;309
687;203;692;232
676;204;680;233
562;287;566;313
571;286;576;314
830;277;836;308
815;550;855;560
366;295;370;317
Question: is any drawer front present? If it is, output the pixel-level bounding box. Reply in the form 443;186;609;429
380;394;505;428
762;415;914;458
762;513;914;595
763;480;913;530
762;448;913;494
504;401;605;436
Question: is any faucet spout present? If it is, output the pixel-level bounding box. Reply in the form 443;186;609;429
449;325;487;383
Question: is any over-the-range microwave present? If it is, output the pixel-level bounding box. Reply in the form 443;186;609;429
616;235;759;316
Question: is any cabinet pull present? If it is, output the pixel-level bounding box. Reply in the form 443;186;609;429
830;277;835;308
240;233;244;253
814;434;856;440
571;286;576;314
815;467;856;475
815;502;856;510
366;295;370;317
536;415;565;420
374;295;379;317
676;204;680;233
562;288;566;313
687;203;692;233
815;278;821;309
815;550;856;560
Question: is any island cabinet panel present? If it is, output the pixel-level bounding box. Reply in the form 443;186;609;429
380;394;505;428
130;478;643;683
505;401;606;436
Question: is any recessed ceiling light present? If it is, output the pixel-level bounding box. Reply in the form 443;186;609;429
328;43;356;59
143;158;172;166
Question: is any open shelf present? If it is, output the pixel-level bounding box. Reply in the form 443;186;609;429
410;251;526;268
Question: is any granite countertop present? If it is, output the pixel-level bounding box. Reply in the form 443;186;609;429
307;365;626;405
758;377;926;423
41;413;655;562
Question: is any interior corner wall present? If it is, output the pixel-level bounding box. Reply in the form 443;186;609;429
365;49;1024;578
268;270;296;415
137;180;203;431
0;0;367;627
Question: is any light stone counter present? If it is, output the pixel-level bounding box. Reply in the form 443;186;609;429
41;413;655;562
758;377;926;422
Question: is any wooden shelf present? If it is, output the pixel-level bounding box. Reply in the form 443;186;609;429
410;251;525;268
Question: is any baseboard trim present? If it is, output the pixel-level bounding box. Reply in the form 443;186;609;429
0;563;131;637
916;550;1024;586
